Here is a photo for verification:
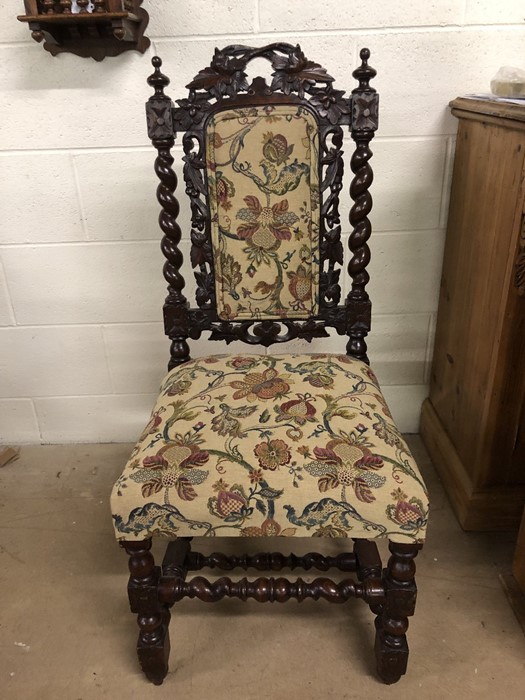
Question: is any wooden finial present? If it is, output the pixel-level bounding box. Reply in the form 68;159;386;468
147;56;170;96
352;47;377;92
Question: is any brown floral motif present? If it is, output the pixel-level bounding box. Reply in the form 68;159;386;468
249;468;264;484
305;438;385;503
275;394;316;425
130;442;209;503
236;195;299;248
240;518;296;537
334;355;356;366
305;371;334;389
386;488;427;530
231;367;291;401
215;172;235;210
311;353;354;365
371;393;393;419
287;263;312;305
164;378;192;397
262;132;294;165
216;252;242;300
254;439;291;470
312;523;349;538
373;413;403;449
219;302;236;320
211;132;223;148
138;407;165;442
362;365;379;382
227;356;260;370
208;479;249;520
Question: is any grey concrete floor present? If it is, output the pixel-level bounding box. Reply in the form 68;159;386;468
0;437;524;699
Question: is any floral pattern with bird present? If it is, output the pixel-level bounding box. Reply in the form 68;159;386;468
112;354;429;543
206;105;320;319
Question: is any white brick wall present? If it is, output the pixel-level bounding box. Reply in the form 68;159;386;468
1;1;524;442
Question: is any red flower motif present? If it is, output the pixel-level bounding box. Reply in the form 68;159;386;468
135;443;210;502
387;488;426;528
138;407;165;442
230;367;291;401
208;480;249;520
228;356;258;370
275;394;317;425
305;372;333;389
216;490;247;517
215;172;235;211
305;439;385;503
262;132;294;165
236;195;299;247
287;263;312;303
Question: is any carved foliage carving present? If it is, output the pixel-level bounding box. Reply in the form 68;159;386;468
352;92;379;131
146;98;173;140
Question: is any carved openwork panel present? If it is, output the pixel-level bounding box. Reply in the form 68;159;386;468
145;44;378;365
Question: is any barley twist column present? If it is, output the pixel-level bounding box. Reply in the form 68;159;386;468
346;48;378;363
146;57;190;369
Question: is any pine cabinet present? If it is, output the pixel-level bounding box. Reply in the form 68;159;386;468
421;97;525;530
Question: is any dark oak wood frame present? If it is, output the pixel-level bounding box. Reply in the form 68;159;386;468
146;43;378;368
17;1;150;60
119;45;423;686
123;537;421;686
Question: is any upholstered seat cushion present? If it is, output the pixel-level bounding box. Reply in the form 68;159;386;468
111;354;429;543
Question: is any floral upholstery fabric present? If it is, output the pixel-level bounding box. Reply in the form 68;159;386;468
206;106;320;320
111;354;429;544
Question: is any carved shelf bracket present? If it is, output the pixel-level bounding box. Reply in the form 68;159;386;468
17;1;150;61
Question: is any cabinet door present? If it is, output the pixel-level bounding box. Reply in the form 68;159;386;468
485;198;525;485
508;209;525;479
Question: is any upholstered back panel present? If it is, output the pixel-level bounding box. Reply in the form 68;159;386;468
205;104;320;320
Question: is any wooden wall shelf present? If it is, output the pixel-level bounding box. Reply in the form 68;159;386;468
17;1;150;61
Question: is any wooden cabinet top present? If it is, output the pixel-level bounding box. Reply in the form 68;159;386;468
450;97;525;128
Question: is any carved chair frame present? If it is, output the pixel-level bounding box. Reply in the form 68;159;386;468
147;43;378;368
119;45;423;687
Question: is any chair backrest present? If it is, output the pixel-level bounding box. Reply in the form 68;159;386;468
145;44;378;369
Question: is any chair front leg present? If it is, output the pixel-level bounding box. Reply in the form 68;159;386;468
375;541;422;684
122;539;170;685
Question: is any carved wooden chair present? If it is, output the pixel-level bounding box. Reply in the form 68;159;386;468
110;44;429;686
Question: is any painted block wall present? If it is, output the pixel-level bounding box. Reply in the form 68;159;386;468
1;1;524;443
